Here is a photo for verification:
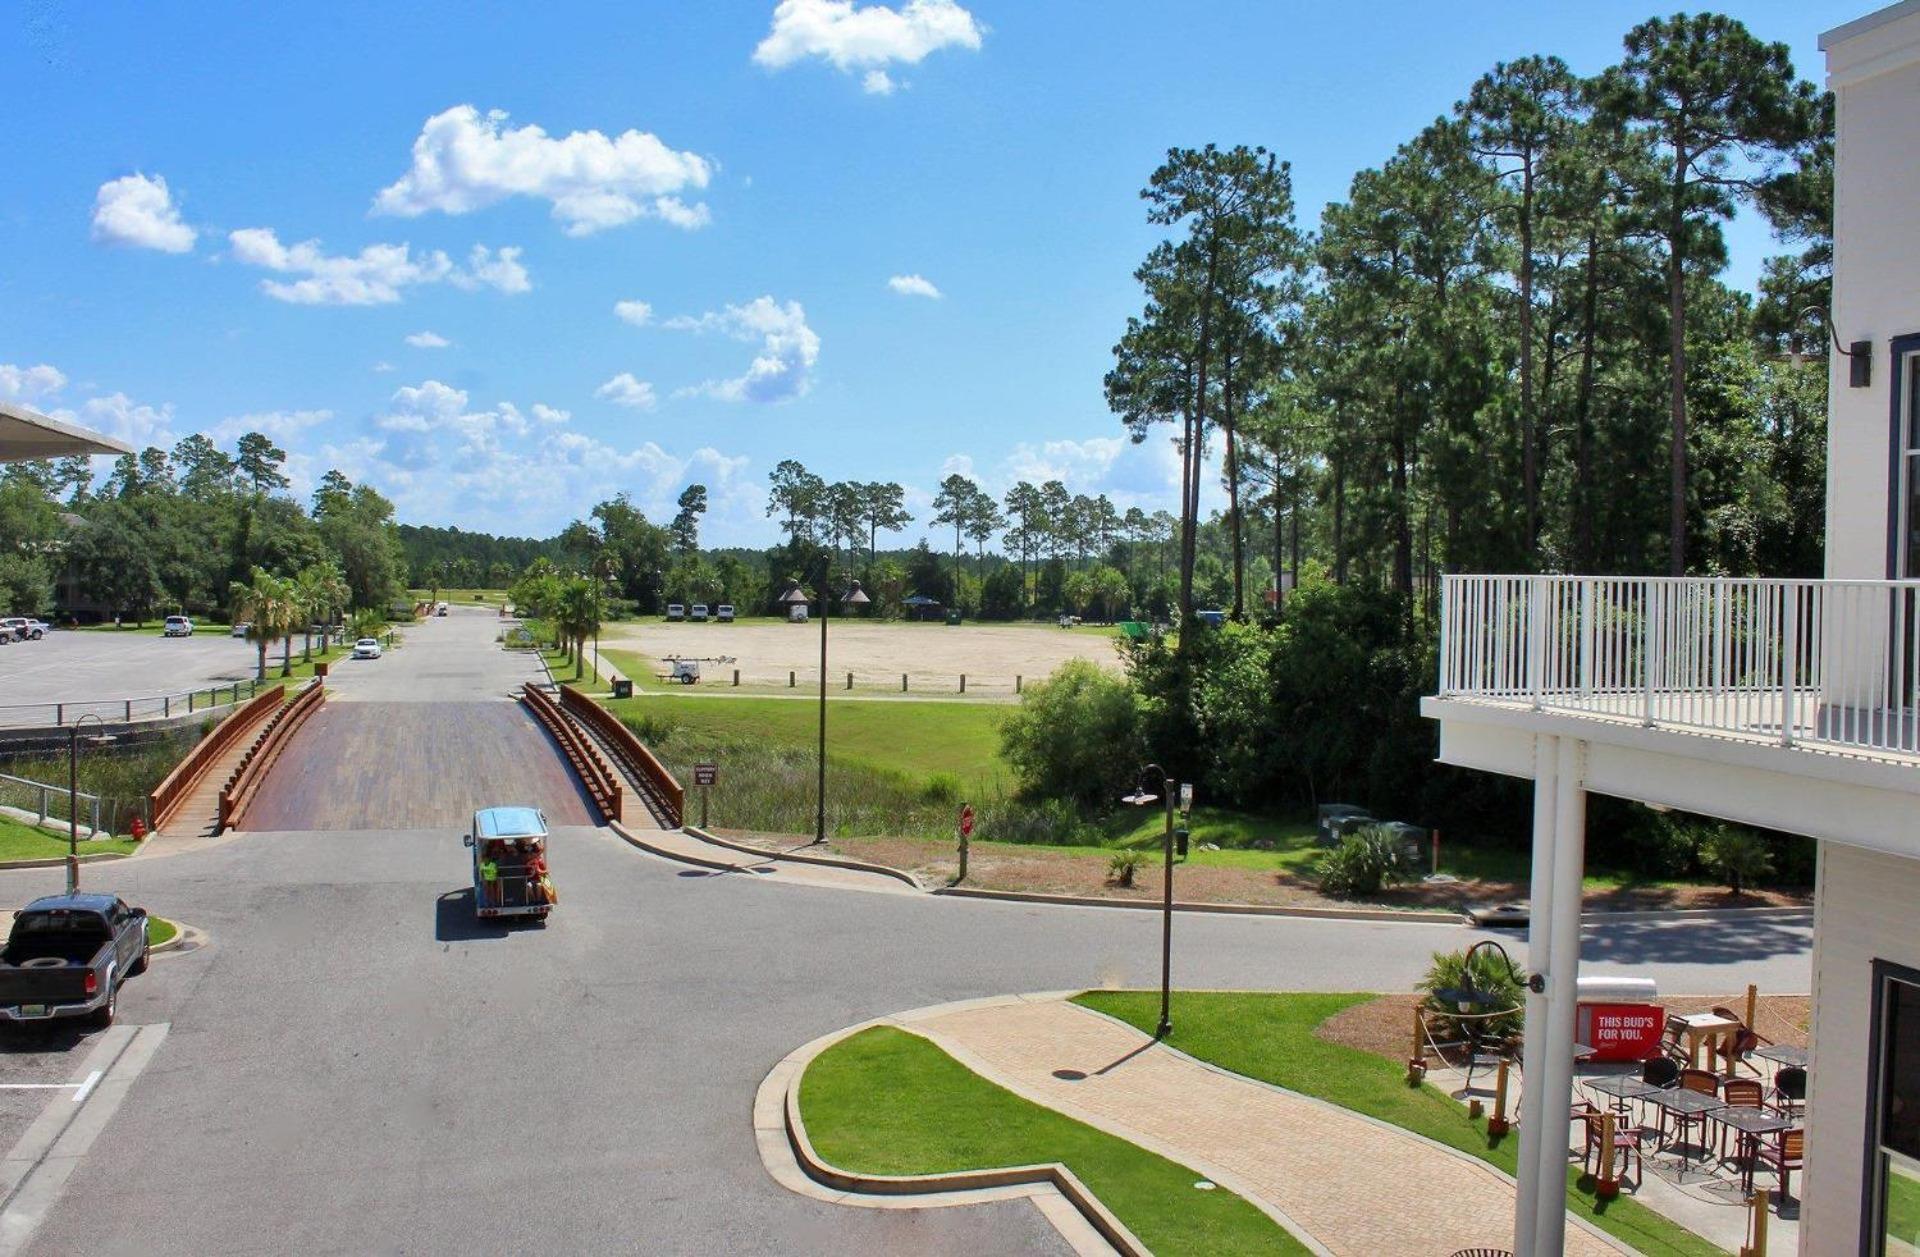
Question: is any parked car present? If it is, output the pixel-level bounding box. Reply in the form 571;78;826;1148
231;621;252;638
665;604;686;622
27;619;50;637
352;637;384;659
716;604;735;623
690;603;709;622
0;894;150;1027
436;602;449;617
1;617;43;641
163;615;194;637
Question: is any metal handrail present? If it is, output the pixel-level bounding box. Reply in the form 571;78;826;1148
1438;574;1920;761
0;678;264;730
0;771;103;835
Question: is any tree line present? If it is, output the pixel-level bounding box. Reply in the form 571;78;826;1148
0;433;408;630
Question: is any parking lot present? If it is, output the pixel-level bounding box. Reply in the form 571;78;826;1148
0;629;265;726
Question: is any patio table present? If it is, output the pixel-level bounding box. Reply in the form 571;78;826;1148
1583;1075;1659;1122
1646;1088;1725;1174
1712;1107;1797;1193
1751;1044;1810;1068
1670;1011;1740;1069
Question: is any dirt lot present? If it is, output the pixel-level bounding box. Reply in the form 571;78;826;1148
717;829;1809;916
605;619;1125;691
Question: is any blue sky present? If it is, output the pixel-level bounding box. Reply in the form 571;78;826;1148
0;0;1860;547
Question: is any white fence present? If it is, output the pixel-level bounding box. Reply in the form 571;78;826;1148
1437;575;1920;759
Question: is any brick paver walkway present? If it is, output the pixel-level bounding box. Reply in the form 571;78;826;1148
912;1000;1620;1257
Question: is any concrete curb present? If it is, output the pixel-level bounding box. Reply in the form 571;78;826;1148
607;820;743;875
755;1004;1146;1257
682;826;925;889
0;852;129;871
148;918;199;955
933;882;1458;925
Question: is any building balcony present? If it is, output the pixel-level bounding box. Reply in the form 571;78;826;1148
1424;575;1920;855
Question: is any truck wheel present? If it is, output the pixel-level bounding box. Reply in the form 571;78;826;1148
132;946;150;976
92;986;116;1028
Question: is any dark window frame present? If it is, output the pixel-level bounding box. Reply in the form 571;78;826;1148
1863;957;1920;1254
1887;335;1920;578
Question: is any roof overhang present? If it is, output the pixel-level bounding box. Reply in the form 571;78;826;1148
0;401;134;463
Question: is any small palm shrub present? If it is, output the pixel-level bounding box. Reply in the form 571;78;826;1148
1419;947;1526;1041
1316;825;1408;899
1108;850;1147;888
1702;824;1774;895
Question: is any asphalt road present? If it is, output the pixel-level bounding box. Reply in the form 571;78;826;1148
0;607;1814;1255
0;630;263;724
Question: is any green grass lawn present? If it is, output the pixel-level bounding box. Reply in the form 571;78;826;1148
1076;991;1722;1257
0;814;139;863
604;690;1008;786
802;1025;1303;1255
146;916;179;947
407;587;508;604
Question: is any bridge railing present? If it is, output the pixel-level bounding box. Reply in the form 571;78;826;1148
559;684;683;827
220;680;325;830
149;684;287;831
522;683;623;823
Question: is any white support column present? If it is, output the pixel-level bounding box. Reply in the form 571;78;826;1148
1512;734;1559;1256
1531;736;1589;1257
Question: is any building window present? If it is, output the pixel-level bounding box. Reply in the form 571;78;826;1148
1904;352;1920;578
1872;967;1920;1253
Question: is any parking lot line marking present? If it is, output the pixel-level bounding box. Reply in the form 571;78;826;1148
68;1072;102;1105
0;1086;78;1092
0;1024;166;1257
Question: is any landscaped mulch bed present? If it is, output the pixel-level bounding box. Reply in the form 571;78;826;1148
712;829;1809;916
1317;992;1811;1066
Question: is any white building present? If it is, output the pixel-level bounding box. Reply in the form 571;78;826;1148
1421;3;1920;1252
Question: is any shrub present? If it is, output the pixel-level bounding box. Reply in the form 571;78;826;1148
919;773;961;806
618;710;678;746
999;659;1142;807
1703;824;1775;895
1419;947;1525;1041
1315;825;1408;899
1108;850;1147;887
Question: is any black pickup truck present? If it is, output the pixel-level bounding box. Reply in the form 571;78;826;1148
0;894;150;1027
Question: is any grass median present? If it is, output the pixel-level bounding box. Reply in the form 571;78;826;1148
1075;991;1723;1257
0;815;139;864
801;1024;1304;1255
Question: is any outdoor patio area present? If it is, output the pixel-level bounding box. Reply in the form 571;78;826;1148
1422;991;1809;1254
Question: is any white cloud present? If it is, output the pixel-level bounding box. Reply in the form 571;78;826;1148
228;228;530;305
663;295;819;403
613;299;653;327
372;361;396;373
450;244;531;294
887;272;941;299
373;105;714;237
209;408;333;445
90;173;197;253
595;372;658;410
754;0;983;91
1001;436;1128;486
531;403;571;425
52;392;177;449
405;331;451;349
0;363;69;402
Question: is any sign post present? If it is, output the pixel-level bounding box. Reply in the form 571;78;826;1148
693;762;718;828
957;803;975;883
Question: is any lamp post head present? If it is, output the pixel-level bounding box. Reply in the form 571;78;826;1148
1120;785;1159;808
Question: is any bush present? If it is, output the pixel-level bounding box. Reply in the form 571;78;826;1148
1108;850;1147;887
999;659;1142;807
1419;947;1525;1041
919;773;961;806
1703;824;1775;895
1315;825;1408;899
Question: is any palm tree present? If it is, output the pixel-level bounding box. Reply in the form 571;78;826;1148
555;576;603;681
230;569;297;682
293;564;339;663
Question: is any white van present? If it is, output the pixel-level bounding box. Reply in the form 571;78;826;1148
665;604;685;622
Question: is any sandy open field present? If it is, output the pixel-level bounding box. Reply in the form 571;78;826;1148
604;619;1126;693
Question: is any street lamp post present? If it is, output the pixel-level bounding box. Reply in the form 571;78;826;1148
782;572;869;845
1121;763;1189;1039
66;713;114;895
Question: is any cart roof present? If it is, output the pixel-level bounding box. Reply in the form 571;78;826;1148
474;806;547;839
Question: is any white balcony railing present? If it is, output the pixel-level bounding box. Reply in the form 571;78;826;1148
1437;575;1920;761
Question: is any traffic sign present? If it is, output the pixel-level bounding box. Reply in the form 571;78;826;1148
693;762;718;786
958;804;975;837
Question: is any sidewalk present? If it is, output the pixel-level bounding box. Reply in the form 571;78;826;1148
906;998;1622;1257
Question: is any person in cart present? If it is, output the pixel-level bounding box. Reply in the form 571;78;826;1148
465;806;552;921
